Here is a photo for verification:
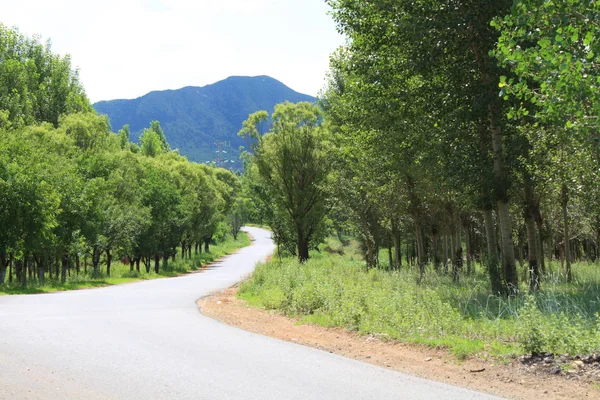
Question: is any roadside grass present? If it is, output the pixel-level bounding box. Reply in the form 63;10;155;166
0;232;250;295
239;236;600;360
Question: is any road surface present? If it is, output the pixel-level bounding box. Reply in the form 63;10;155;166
0;227;501;399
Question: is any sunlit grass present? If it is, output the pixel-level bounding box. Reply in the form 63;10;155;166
239;236;600;359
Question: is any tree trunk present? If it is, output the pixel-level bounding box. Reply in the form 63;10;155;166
483;206;505;295
16;258;25;286
414;220;425;282
524;176;540;291
135;257;140;273
22;254;29;286
596;221;600;262
104;249;111;277
432;228;441;271
470;11;517;294
8;255;13;283
525;212;539;291
0;250;7;285
154;254;160;274
181;242;186;260
392;220;401;270
37;257;45;286
532;202;546;274
388;246;393;269
61;253;68;283
489;118;518;294
443;224;449;274
452;223;462;283
92;247;101;278
298;233;309;263
497;199;518;294
561;183;572;282
536;220;546;274
466;224;473;275
75;254;80;275
204;239;210;253
596;224;600;262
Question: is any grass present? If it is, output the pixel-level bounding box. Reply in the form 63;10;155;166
239;236;600;360
0;232;251;295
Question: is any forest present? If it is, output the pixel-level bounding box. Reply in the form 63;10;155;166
238;1;600;357
0;23;248;291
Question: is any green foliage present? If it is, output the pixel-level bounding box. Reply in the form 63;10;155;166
494;0;600;133
0;23;91;128
239;102;331;261
140;126;164;157
0;25;250;288
118;124;130;150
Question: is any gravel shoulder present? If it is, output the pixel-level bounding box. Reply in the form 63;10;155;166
199;286;599;400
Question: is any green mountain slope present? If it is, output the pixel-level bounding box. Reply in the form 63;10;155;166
93;75;316;167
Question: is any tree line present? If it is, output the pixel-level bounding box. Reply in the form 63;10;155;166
241;0;600;296
0;24;247;286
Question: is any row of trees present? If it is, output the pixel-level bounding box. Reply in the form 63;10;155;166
315;0;600;294
0;112;246;285
241;1;599;297
0;25;247;286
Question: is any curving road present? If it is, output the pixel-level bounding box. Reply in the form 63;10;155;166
0;227;501;399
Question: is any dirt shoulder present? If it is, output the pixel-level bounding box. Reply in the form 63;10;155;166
198;287;599;400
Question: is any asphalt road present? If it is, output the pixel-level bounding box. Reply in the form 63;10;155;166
0;227;502;400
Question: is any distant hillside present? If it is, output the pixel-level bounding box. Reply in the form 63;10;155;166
93;76;316;167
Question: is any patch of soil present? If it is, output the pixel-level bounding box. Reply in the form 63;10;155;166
198;287;599;400
521;353;600;383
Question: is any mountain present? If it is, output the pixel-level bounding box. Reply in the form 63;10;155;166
93;76;316;168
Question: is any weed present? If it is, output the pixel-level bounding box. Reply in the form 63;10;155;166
239;236;600;358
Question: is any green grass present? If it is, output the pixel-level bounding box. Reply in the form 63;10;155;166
239;236;600;360
0;232;251;295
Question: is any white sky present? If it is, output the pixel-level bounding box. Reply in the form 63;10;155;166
2;0;344;102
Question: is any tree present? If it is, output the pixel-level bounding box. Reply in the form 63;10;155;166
1;24;242;288
240;102;331;261
150;120;170;151
0;23;90;128
494;0;600;134
140;128;163;157
325;0;520;293
118;124;130;150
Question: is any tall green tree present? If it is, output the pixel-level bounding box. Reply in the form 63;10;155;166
240;102;331;261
